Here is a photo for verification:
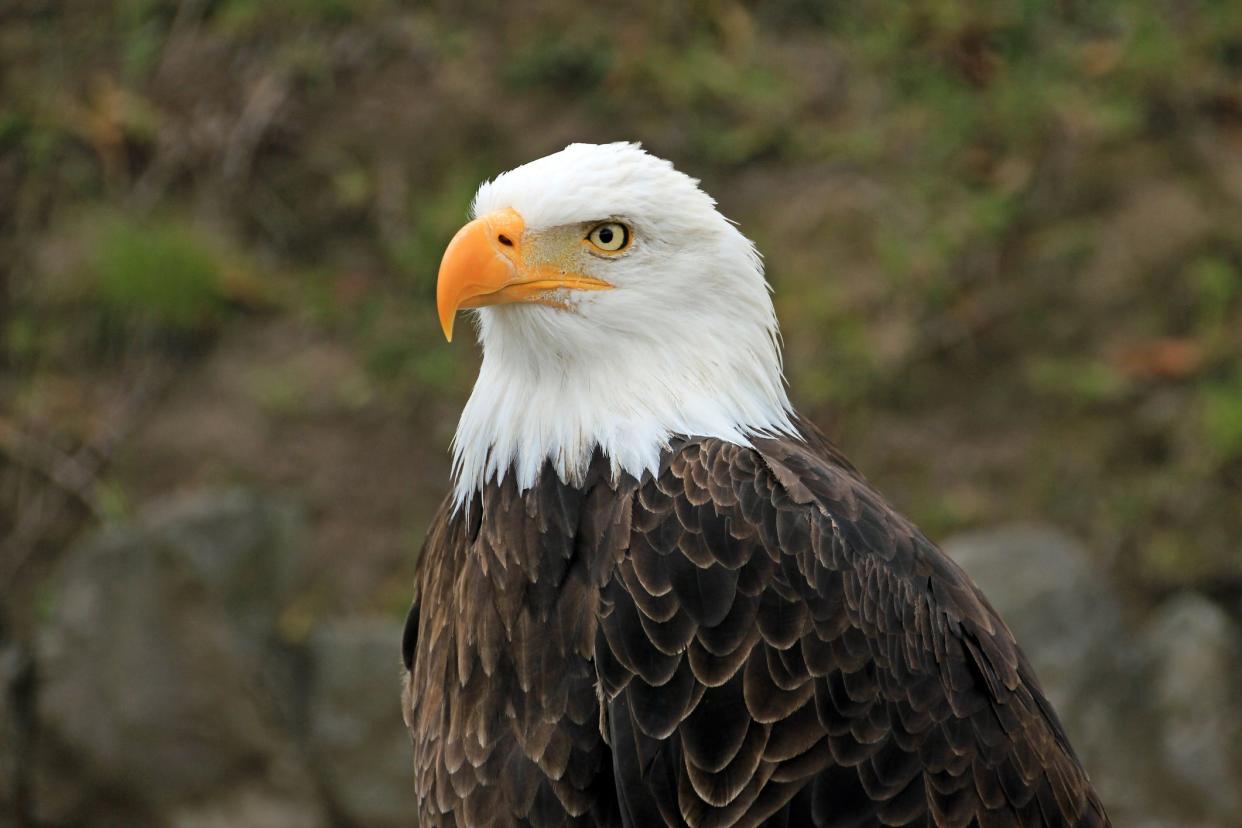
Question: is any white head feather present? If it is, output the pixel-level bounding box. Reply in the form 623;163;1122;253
450;142;795;506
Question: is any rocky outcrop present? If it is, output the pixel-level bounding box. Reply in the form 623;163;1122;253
7;488;422;827
9;499;1242;826
1143;592;1242;825
306;618;415;827
945;525;1242;828
29;490;327;827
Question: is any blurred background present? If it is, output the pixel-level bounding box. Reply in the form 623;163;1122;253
2;1;1242;825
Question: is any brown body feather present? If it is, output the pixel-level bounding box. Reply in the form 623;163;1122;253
403;422;1110;827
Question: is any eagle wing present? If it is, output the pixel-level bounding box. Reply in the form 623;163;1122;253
594;434;1109;827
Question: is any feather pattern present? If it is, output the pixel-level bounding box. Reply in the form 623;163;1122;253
403;420;1110;827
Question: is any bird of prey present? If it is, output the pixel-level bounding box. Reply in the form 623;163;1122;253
402;142;1109;828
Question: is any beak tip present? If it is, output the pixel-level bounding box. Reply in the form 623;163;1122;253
437;277;456;342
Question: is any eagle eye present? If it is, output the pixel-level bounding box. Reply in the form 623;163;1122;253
586;222;631;254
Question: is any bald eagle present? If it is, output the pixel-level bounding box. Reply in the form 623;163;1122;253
402;143;1109;827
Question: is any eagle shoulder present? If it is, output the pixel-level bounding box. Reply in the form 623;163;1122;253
596;432;1109;827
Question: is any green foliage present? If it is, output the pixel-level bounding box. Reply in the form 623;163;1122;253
1192;256;1240;334
4;0;1242;596
1025;357;1130;406
212;0;370;32
1202;376;1242;465
505;34;615;92
92;216;230;332
96;479;132;522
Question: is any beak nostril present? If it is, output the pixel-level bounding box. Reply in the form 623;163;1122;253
497;234;514;247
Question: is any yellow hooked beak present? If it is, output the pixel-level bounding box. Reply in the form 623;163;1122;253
436;208;614;341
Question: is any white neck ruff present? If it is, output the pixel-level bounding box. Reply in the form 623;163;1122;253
450;307;796;508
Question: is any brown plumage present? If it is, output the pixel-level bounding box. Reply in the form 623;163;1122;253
402;419;1110;827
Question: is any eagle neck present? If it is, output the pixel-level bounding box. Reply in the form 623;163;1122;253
450;315;795;509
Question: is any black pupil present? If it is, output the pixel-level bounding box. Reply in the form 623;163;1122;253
598;227;614;244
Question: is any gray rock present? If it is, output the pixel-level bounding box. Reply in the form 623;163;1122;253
943;525;1165;827
31;489;327;826
1143;592;1242;824
942;525;1131;696
306;617;416;827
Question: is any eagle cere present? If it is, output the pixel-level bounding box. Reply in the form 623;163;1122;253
402;142;1109;827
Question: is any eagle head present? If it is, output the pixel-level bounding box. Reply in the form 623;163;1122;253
437;143;794;504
